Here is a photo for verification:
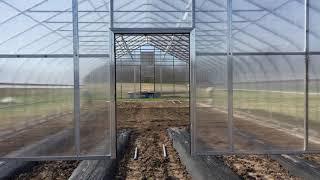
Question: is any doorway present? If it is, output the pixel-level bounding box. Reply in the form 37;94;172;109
113;32;191;178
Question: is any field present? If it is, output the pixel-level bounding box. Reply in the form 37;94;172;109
3;97;320;179
1;82;320;179
1;82;320;154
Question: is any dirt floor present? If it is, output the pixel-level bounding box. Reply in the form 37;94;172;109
115;100;304;180
7;100;320;179
14;161;79;180
300;154;320;166
222;155;301;180
115;100;191;179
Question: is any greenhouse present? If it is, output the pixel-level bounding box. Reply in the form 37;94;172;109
0;0;320;178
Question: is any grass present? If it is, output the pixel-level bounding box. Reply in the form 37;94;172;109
197;87;320;125
0;82;319;131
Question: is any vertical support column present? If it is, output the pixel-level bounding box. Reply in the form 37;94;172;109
154;47;156;95
160;66;163;95
227;0;234;152
72;0;80;157
120;60;123;99
110;0;114;29
191;0;196;28
134;66;136;93
139;47;142;94
304;0;310;151
190;30;196;155
173;53;175;97
109;0;117;159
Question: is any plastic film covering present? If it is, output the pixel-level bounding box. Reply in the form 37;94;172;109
233;55;305;151
194;56;228;152
80;57;111;156
193;0;320;154
1;0;320;158
309;55;320;150
0;0;112;159
0;58;75;157
194;0;229;153
0;0;73;54
308;0;320;150
113;0;192;28
309;0;320;51
77;0;111;156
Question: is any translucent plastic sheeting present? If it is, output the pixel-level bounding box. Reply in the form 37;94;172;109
194;0;320;154
113;0;192;28
78;0;110;54
0;0;73;54
80;57;111;156
233;55;305;151
309;55;320;150
195;0;227;53
0;58;75;157
232;0;304;52
310;0;320;51
194;56;229;152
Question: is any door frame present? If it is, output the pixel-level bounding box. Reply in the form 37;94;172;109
109;28;195;158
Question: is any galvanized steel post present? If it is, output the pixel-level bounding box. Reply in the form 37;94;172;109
227;0;234;152
304;0;310;151
72;0;81;157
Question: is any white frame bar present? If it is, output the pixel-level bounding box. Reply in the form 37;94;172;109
190;29;196;155
304;0;310;151
110;28;194;34
109;0;117;159
72;0;81;156
0;54;109;58
227;0;234;151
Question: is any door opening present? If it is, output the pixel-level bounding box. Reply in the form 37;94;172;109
113;33;191;175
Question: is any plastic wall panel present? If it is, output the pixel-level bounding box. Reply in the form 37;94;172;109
310;0;320;51
0;0;73;54
0;58;75;157
233;55;305;151
79;57;111;155
232;0;304;52
195;56;229;152
308;55;320;150
113;0;192;28
78;0;110;54
195;0;227;53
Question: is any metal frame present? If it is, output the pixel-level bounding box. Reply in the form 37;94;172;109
113;28;193;156
227;0;234;152
72;0;81;157
111;28;194;34
109;0;117;159
190;29;196;155
0;0;319;160
192;0;319;155
304;0;310;151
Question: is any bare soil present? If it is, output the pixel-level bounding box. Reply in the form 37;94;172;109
7;100;320;179
115;100;191;179
222;155;301;180
115;101;304;180
14;161;79;180
300;154;320;167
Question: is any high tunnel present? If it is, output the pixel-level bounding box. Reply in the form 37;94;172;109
0;0;319;160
